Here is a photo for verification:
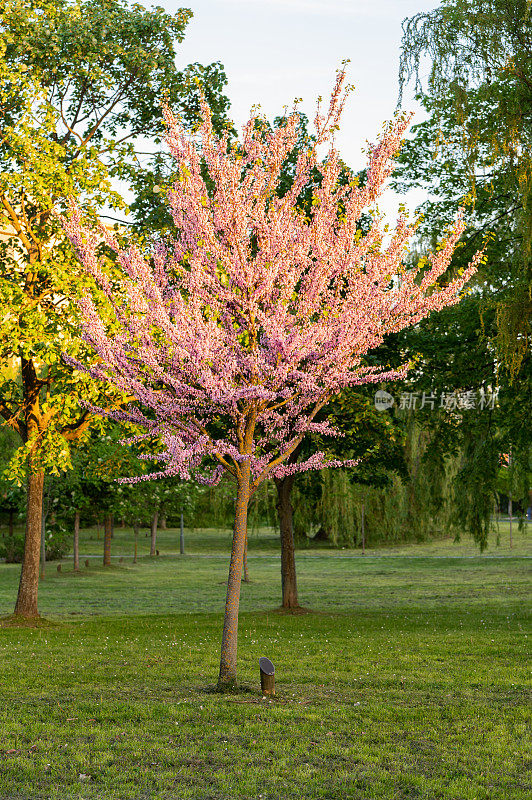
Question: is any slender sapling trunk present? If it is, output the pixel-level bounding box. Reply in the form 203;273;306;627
103;513;113;566
218;461;251;689
242;535;250;583
73;509;80;571
133;521;139;563
150;510;158;556
40;509;46;580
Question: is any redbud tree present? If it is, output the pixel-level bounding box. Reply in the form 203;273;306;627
61;71;481;688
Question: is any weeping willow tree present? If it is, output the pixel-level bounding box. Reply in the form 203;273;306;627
394;0;532;548
399;1;531;381
292;416;462;548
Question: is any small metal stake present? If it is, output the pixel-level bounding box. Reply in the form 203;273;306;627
259;657;275;696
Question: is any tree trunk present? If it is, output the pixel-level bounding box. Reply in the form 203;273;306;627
275;475;299;609
14;470;44;618
133;521;139;563
160;515;167;529
509;493;513;549
6;510;14;562
180;512;185;555
40;509;46;579
361;501;365;555
218;462;251;689
150;511;158;556
73;509;80;571
103;513;113;566
242;535;250;582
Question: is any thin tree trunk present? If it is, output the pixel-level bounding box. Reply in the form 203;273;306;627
180;511;185;555
509;493;513;549
218;462;251;689
361;501;365;555
133;521;139;563
14;470;44;618
275;475;299;609
96;518;101;540
103;513;113;566
150;510;158;556
6;510;14;562
242;535;250;582
73;509;80;571
40;508;46;579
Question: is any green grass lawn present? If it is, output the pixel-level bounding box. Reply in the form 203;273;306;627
72;518;531;558
0;526;530;799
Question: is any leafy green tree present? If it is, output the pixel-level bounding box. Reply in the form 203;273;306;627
398;0;531;375
0;0;230;618
392;0;532;548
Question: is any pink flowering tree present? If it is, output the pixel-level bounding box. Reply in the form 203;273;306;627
60;71;481;689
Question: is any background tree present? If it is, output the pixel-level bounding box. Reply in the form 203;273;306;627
393;0;532;546
259;110;375;608
0;0;230;618
399;0;531;369
60;72;482;689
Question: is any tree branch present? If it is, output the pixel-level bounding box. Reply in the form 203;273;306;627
0;194;33;254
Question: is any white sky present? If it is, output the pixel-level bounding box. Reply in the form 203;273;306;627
162;0;440;222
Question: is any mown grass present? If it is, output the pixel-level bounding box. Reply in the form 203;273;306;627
0;528;530;799
70;518;530;558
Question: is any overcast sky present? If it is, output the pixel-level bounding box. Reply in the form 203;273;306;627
160;0;440;220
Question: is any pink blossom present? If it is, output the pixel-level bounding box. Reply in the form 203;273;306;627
59;69;480;492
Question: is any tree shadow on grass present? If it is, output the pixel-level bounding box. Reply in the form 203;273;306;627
271;605;316;615
200;682;256;696
0;614;58;629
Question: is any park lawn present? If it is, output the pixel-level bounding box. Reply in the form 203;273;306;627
0;546;530;799
50;518;532;560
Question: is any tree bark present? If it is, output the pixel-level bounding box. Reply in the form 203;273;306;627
160;515;167;529
6;510;15;562
133;521;139;563
73;509;80;571
14;470;44;618
242;535;250;582
40;509;46;579
180;512;185;555
275;474;299;609
218;461;251;689
150;510;158;557
103;513;113;566
361;500;365;555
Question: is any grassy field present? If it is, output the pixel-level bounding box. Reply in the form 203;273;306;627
49;516;532;558
0;525;530;799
